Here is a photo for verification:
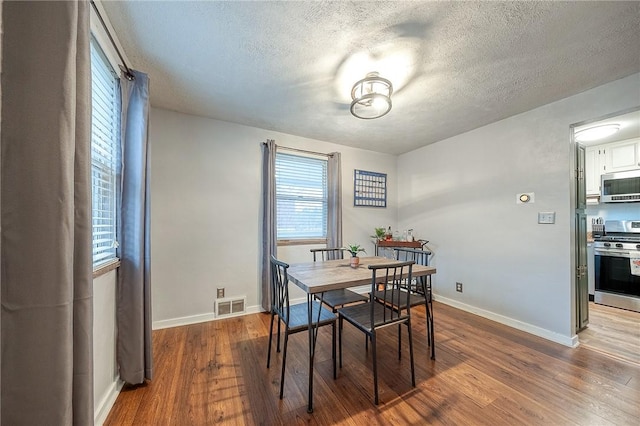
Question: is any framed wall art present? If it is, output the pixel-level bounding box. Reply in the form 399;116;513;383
354;169;387;207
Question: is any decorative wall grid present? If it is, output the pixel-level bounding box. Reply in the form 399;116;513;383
354;169;387;207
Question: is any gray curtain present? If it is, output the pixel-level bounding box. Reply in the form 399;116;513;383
261;139;277;311
1;1;94;424
117;69;153;384
327;152;343;249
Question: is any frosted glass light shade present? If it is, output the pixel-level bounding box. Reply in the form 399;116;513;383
350;72;393;119
575;124;620;142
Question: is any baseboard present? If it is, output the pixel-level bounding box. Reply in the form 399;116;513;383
152;295;578;347
152;304;263;330
152;292;372;329
94;379;124;426
434;295;579;348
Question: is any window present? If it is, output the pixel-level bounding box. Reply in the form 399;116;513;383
90;36;120;268
275;153;327;241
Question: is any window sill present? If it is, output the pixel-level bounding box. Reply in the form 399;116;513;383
93;258;121;278
278;238;327;246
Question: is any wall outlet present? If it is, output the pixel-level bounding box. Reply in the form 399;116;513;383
456;282;463;293
216;288;225;299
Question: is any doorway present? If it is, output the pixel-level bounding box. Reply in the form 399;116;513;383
571;106;640;358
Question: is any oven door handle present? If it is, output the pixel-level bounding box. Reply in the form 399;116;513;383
594;250;632;258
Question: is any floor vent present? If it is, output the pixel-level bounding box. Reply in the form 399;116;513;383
215;296;246;318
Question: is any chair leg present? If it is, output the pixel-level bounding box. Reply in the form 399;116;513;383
332;322;337;379
425;303;431;347
426;299;435;360
276;319;281;353
407;318;416;387
430;313;435;360
338;316;343;368
279;331;290;399
398;323;402;359
267;312;275;368
372;332;379;405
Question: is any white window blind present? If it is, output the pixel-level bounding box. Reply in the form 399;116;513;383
90;36;120;268
276;153;328;240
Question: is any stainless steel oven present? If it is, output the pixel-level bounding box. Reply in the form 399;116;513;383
594;220;640;312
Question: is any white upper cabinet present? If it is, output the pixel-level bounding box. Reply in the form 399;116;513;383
585;146;605;195
605;138;640;173
584;138;640;197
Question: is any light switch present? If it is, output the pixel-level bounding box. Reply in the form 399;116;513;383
538;211;556;224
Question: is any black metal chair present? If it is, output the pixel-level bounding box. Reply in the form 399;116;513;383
267;255;337;399
373;247;435;359
338;260;416;405
310;248;368;311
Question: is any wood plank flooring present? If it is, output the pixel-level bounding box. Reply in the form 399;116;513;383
578;302;640;366
104;302;640;425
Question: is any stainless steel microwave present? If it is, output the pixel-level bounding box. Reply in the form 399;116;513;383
601;169;640;203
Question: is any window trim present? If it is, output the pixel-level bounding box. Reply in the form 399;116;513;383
93;258;121;278
90;1;124;73
277;238;328;247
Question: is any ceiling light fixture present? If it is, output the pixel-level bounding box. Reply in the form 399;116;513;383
350;72;393;119
575;124;620;142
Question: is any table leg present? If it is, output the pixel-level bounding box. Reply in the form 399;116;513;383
306;291;326;413
307;292;314;413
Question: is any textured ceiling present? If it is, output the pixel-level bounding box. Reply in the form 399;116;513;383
101;1;640;155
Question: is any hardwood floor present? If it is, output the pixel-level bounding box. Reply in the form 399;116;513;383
104;302;640;425
579;302;640;366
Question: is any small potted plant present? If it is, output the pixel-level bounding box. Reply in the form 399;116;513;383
371;227;386;241
343;243;366;268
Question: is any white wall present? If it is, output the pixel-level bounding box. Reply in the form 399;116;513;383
397;73;640;345
149;108;398;326
93;270;121;425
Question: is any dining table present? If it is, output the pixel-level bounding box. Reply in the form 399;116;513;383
286;255;437;413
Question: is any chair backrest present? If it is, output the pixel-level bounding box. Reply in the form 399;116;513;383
394;248;430;295
394;247;430;265
310;247;345;261
369;260;414;324
270;255;291;319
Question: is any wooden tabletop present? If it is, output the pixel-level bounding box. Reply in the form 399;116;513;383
287;256;436;294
